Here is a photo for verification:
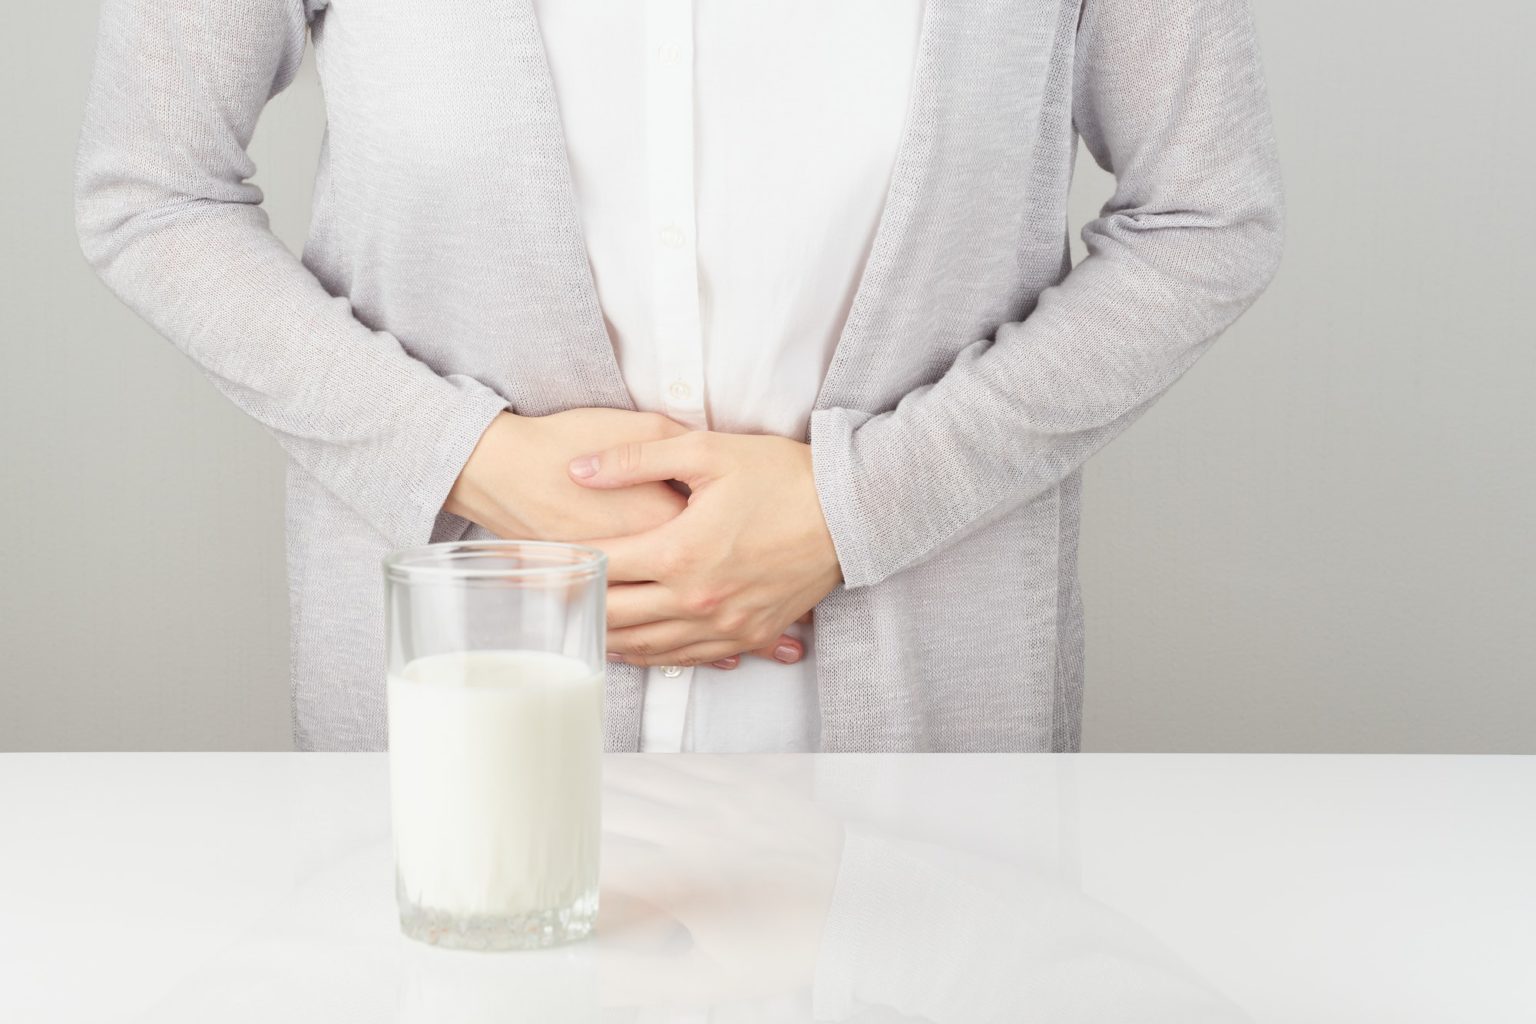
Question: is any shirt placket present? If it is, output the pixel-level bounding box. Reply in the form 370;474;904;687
638;0;704;753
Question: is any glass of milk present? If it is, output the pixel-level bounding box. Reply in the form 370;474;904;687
383;540;606;951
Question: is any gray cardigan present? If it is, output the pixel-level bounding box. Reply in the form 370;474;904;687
74;0;1285;752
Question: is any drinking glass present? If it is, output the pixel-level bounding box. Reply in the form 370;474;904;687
383;540;606;951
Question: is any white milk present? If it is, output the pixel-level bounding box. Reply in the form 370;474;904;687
387;649;602;919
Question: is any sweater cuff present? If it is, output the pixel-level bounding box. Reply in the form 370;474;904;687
392;380;510;550
809;406;879;589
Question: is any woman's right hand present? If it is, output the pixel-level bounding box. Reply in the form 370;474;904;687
445;409;690;543
444;408;806;670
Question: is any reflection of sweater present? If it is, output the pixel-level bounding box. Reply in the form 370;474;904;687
74;0;1284;751
813;828;1253;1023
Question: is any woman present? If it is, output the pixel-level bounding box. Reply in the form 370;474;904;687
74;0;1284;753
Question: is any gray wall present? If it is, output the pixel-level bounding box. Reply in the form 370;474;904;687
3;2;1531;752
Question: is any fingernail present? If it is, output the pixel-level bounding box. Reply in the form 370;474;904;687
569;455;599;479
606;652;622;662
712;657;739;669
773;643;801;664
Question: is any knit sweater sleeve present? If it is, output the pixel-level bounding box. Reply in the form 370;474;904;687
72;0;510;549
808;0;1286;589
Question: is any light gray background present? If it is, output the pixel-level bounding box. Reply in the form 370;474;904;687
3;2;1531;752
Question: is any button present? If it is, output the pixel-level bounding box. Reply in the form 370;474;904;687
667;379;692;401
657;224;686;249
656;42;682;66
660;665;683;678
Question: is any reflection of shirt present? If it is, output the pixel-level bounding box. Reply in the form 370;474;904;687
534;0;926;752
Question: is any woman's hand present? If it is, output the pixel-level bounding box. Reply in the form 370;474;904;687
445;409;689;542
448;411;806;670
569;431;842;667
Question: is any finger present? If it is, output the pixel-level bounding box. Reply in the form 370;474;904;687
612;638;747;669
605;582;678;629
744;634;804;665
605;620;718;660
647;415;693;440
568;432;718;489
607;620;702;659
615;631;802;667
587;525;678;583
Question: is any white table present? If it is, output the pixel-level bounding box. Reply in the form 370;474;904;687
1;754;1532;1022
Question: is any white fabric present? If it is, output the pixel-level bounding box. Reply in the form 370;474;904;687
535;0;926;752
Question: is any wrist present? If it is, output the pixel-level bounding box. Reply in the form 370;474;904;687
444;411;530;534
798;441;844;586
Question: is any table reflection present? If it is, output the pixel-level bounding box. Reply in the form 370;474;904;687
401;756;1247;1023
140;756;1251;1023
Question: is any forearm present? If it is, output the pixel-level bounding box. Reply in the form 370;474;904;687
443;413;529;537
811;0;1285;588
78;194;510;548
74;0;509;548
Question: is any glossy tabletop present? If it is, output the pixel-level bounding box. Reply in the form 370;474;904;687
2;753;1532;1022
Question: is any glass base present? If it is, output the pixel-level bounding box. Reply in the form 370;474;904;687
398;890;598;952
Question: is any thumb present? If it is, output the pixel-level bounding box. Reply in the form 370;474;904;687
568;433;715;489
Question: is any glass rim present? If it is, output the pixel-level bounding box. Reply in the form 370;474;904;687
382;539;607;583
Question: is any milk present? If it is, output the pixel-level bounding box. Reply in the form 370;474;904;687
387;649;602;921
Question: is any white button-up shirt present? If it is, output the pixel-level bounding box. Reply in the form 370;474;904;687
535;0;925;751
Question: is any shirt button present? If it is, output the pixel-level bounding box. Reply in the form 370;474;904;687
660;665;683;678
656;42;682;66
667;379;692;401
657;224;686;249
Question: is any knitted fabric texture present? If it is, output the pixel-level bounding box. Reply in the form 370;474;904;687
74;0;1284;752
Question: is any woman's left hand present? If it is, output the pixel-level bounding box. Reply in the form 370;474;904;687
568;431;842;667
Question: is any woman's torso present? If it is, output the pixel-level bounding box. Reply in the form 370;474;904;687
291;0;1091;752
533;0;925;752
